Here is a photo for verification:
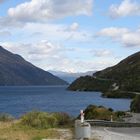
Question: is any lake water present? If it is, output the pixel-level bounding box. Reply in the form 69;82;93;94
0;86;131;117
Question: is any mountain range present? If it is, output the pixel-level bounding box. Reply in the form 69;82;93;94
0;46;68;86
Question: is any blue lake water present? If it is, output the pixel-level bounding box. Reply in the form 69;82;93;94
0;86;131;117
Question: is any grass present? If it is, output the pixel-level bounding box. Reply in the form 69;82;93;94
0;121;72;140
0;111;73;140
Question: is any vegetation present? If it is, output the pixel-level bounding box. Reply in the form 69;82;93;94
0;122;71;140
68;51;140;98
102;90;136;99
79;105;126;121
0;113;14;122
130;95;140;113
68;76;113;92
83;105;115;121
20;111;72;129
0;111;73;140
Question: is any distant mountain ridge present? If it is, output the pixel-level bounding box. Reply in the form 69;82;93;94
0;46;68;86
48;70;96;83
68;51;140;92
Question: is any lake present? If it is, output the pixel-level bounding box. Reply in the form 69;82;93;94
0;86;131;117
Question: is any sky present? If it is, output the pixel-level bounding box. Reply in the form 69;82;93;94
0;0;140;73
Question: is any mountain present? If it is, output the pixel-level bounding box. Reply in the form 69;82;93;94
48;70;96;83
68;51;140;92
0;46;68;86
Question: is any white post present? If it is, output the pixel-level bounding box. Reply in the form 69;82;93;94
80;110;84;123
111;115;113;122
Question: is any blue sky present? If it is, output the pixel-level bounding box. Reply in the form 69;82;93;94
0;0;140;72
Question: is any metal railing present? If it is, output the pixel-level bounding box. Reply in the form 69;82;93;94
85;120;140;127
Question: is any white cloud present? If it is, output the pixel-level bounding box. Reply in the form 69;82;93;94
99;27;129;38
98;27;140;47
91;49;112;57
21;22;91;42
109;0;140;18
28;40;65;57
1;42;30;55
1;41;117;72
69;22;79;31
8;0;93;22
0;17;24;29
1;41;75;71
0;31;11;37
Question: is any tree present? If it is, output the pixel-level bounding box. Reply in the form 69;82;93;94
130;95;140;113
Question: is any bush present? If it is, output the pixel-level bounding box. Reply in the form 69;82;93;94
20;111;72;129
20;111;57;129
52;112;72;126
130;95;140;113
83;105;116;121
0;113;14;122
115;111;126;117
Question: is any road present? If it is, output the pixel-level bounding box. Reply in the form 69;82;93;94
91;127;140;140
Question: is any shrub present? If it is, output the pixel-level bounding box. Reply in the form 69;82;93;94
130;95;140;113
52;112;72;126
108;108;114;112
20;111;57;129
20;111;72;129
80;105;128;121
115;111;126;117
83;105;115;121
0;113;14;122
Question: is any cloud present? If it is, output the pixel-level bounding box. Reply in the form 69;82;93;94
0;31;11;37
0;17;24;29
1;41;117;72
69;22;79;31
99;27;129;37
109;0;140;18
1;41;75;72
8;0;93;22
91;49;112;57
30;32;43;38
22;22;91;42
0;0;6;3
28;40;65;57
98;27;140;47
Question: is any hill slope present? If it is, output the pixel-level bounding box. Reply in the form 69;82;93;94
0;46;68;86
68;51;140;92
